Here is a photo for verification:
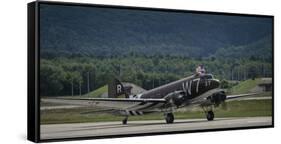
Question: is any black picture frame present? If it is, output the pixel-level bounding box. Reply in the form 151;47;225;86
28;1;274;142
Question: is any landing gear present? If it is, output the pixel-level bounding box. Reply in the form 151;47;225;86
122;116;128;125
201;105;215;121
165;113;174;124
206;111;214;121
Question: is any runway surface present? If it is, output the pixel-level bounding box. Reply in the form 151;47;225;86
41;116;272;140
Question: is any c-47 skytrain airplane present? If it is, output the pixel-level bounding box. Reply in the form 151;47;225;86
52;74;258;124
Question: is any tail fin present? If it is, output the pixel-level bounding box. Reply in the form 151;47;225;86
108;78;132;98
108;78;125;98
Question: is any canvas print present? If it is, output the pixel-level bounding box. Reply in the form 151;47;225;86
39;3;273;140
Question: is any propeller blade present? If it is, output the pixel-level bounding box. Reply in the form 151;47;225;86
221;101;228;110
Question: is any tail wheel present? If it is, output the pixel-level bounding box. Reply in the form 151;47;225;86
206;111;214;121
165;113;174;124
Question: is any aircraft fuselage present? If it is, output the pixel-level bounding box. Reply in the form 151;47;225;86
139;74;220;100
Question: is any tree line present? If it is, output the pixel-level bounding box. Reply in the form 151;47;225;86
40;56;272;96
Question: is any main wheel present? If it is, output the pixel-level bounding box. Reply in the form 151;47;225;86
165;113;174;124
206;111;214;121
122;117;128;125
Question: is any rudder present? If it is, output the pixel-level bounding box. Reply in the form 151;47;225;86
108;78;125;98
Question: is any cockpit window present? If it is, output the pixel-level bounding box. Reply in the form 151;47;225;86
201;74;213;79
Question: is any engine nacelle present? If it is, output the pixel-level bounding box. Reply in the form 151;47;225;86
207;91;226;106
165;91;186;107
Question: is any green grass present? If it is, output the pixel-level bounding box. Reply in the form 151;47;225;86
41;99;272;124
84;85;108;97
230;78;262;94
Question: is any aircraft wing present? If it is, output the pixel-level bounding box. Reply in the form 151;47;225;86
43;97;167;110
226;92;260;101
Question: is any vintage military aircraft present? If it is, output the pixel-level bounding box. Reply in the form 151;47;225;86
54;74;258;124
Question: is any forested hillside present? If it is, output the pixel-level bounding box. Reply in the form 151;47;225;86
40;5;272;60
39;4;273;96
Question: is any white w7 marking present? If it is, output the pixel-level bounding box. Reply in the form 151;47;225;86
182;78;200;95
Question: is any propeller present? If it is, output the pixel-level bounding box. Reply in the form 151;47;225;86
218;91;228;110
211;91;228;110
221;101;228;110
